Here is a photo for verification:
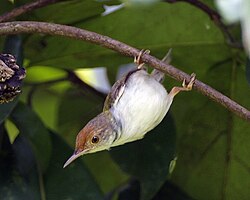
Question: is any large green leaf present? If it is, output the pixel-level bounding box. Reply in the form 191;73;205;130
24;2;223;71
29;0;107;24
57;87;104;145
0;125;103;200
171;57;250;200
152;181;194;200
0;127;40;200
10;102;52;171
44;132;103;200
246;57;250;86
0;99;18;124
110;114;176;200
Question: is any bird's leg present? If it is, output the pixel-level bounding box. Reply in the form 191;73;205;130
169;73;196;98
134;49;150;69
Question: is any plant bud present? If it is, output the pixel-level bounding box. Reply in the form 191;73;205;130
0;54;26;103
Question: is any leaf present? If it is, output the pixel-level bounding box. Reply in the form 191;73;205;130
171;57;250;200
110;113;176;200
24;2;223;70
118;179;140;200
30;0;106;24
3;35;23;66
152;181;194;200
246;57;250;86
0;122;103;200
44;132;103;200
10;102;52;171
57;87;104;146
0;127;40;200
0;99;18;124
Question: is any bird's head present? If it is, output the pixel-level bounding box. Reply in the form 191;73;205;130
63;112;118;168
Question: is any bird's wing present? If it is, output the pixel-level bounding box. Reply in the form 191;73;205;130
103;69;140;111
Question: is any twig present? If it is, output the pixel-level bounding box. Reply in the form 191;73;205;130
0;21;249;121
0;0;60;23
165;0;242;48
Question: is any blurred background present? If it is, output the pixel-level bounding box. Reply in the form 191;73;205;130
0;0;249;199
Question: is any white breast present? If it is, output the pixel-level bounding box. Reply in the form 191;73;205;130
111;70;173;146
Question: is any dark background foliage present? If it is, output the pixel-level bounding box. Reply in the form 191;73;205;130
0;0;249;200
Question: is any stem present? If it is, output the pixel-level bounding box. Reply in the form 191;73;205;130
37;162;46;200
0;0;60;23
0;21;249;121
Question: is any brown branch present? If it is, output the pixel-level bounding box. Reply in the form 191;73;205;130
165;0;242;49
0;0;60;23
0;21;249;121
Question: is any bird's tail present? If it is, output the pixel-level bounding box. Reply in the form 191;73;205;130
151;48;172;83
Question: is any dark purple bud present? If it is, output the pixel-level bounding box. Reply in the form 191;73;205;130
0;54;26;103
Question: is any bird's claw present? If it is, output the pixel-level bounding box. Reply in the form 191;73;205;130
134;49;150;69
182;73;196;90
169;73;196;97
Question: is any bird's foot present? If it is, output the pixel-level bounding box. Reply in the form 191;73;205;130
134;49;150;69
169;73;196;97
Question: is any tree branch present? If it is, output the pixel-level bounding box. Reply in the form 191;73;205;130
0;21;249;121
0;0;60;23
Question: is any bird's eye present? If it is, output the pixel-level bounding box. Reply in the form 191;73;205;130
91;136;99;144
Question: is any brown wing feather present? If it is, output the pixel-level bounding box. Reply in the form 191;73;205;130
103;69;140;111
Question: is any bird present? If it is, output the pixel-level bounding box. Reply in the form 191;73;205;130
63;50;195;168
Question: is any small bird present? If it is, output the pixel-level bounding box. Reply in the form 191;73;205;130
63;50;195;168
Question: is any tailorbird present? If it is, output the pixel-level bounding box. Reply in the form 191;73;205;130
63;50;195;168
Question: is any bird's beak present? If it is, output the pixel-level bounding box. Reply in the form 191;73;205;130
63;150;84;168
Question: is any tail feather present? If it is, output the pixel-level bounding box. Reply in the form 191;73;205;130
151;48;172;83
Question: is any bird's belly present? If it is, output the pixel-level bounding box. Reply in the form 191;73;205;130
111;71;173;146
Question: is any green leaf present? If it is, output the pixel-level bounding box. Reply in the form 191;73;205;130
3;35;23;66
117;179;140;200
57;87;104;146
0;128;40;200
44;132;103;200
0;99;18;124
30;0;106;24
110;114;176;200
152;181;194;200
24;2;223;70
171;58;250;200
0;124;103;199
246;57;250;86
10;102;52;171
